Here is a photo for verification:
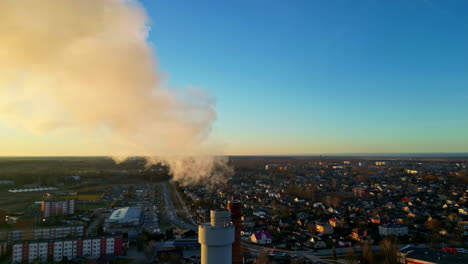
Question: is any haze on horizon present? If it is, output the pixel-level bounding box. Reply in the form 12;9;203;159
1;0;468;157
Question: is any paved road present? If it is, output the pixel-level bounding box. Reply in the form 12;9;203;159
86;213;107;236
244;242;431;263
171;182;197;226
244;243;335;263
161;181;197;231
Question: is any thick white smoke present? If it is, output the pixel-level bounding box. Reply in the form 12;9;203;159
0;0;231;184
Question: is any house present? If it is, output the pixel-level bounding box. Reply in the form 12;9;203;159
370;216;381;224
307;237;327;249
316;222;334;235
250;231;272;244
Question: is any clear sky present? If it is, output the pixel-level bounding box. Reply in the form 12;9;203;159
140;0;468;155
0;0;467;156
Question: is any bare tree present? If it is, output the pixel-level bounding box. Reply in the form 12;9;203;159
380;236;398;264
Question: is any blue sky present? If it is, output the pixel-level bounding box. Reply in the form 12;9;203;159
1;0;466;157
140;0;468;154
143;0;468;154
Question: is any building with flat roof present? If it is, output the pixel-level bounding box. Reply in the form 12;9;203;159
398;246;468;264
104;207;142;233
379;224;408;236
1;225;85;243
11;236;123;263
41;199;75;218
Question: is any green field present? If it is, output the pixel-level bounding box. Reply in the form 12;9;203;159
55;193;103;201
0;189;43;213
75;201;108;211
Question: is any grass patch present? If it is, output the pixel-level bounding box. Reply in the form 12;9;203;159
76;201;108;211
55;193;103;201
0;190;43;214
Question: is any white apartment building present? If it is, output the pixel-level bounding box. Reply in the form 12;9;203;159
3;225;85;242
41;199;75;218
11;236;123;263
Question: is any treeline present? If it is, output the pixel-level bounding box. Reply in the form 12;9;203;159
0;157;172;185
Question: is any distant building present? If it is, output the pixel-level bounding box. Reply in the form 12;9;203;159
0;180;14;185
316;222;334;235
2;225;85;242
405;169;419;175
250;231;272;244
104;207;142;233
379;224;408;236
265;164;278;170
11;236;123;263
370;216;381;224
353;187;370;198
65;176;81;181
41;199;75;218
9;187;57;193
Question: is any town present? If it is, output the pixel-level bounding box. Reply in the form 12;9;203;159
0;156;467;264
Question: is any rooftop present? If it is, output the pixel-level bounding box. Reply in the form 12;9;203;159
107;206;141;223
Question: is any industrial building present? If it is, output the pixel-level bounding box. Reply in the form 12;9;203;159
104;206;142;233
11;236;123;263
198;209;234;264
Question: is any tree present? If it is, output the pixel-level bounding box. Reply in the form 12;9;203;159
253;251;269;264
291;258;305;264
380;236;398;264
241;244;252;261
362;242;374;263
331;246;337;260
307;223;317;235
345;247;357;264
279;206;290;218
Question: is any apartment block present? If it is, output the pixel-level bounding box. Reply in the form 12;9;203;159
41;200;75;218
11;236;123;263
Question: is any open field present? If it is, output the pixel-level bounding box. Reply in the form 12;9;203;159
75;201;108;211
0;189;43;213
55;193;103;202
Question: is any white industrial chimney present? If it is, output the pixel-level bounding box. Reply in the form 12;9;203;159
198;209;235;264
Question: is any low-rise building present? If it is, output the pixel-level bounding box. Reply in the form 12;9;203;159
104;207;142;233
250;231;272;244
379;224;408;236
353;188;370;198
316;222;334;235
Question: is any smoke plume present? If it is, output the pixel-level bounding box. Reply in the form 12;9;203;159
0;0;231;184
